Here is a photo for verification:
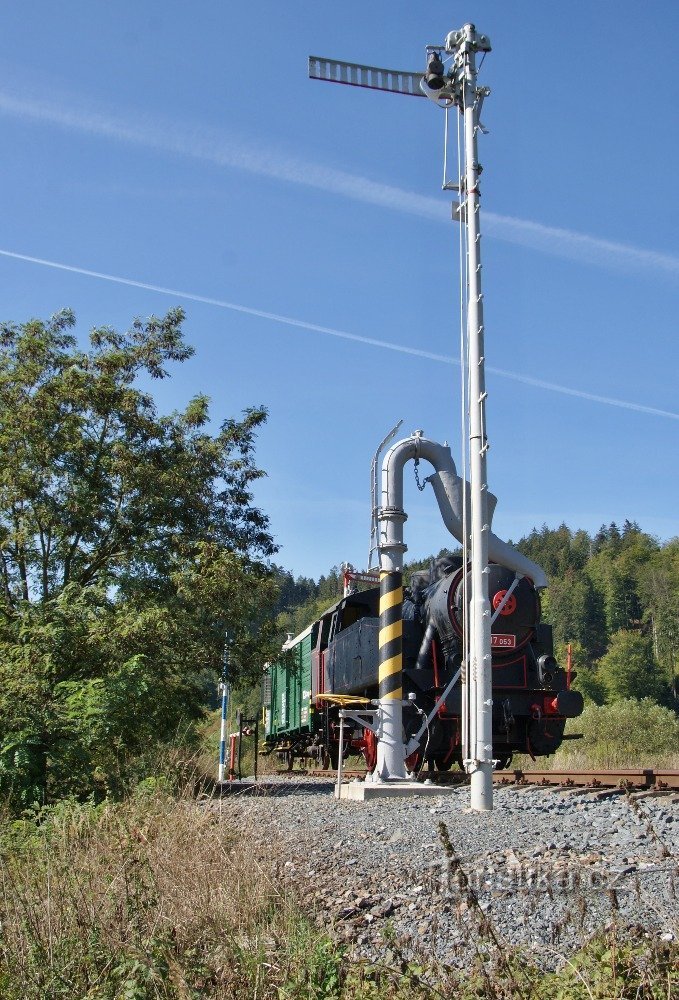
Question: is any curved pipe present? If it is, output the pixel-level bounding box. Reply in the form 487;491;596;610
380;432;548;589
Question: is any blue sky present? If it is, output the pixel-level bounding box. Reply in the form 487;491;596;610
1;2;677;579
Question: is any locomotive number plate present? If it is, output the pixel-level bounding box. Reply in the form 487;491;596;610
491;634;516;648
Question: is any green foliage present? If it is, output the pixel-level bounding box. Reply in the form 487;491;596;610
571;666;607;706
586;524;656;636
0;309;280;806
541;569;607;659
271;565;318;616
275;566;345;640
517;524;677;708
639;538;679;698
274;927;345;1000
517;523;591;577
557;698;679;767
596;630;669;703
535;927;678;1000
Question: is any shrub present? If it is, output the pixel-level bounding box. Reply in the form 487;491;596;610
555;697;679;769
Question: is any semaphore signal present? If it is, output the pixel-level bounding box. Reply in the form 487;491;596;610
309;23;497;810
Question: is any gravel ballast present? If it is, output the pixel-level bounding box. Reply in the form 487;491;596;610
212;778;679;969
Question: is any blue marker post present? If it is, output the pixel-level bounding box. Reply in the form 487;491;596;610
217;634;230;783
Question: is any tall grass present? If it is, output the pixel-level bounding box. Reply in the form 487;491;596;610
0;788;281;997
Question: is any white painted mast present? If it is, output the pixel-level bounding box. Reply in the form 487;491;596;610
453;24;494;811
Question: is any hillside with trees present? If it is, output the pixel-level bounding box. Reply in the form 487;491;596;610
515;522;677;706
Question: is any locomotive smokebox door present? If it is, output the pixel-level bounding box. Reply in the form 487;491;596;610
449;565;540;653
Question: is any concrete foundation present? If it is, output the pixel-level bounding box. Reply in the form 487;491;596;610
337;780;459;801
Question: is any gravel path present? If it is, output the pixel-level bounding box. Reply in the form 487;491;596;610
212;778;679;969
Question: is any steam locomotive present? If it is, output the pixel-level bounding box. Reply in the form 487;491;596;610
262;555;583;773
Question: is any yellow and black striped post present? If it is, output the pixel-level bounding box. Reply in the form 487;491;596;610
375;444;411;780
375;564;407;780
378;570;403;702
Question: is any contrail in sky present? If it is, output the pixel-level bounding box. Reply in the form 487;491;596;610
1;89;679;278
1;247;676;421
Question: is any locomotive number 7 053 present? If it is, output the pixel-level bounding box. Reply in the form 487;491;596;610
491;634;516;648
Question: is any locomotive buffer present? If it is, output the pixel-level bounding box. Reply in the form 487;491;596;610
310;24;496;810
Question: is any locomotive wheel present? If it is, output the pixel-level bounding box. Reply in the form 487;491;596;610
285;749;295;772
320;751;331;770
435;757;454;772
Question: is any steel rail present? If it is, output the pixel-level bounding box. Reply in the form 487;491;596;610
295;768;679;789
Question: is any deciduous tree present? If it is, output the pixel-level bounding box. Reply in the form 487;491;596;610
596;630;668;704
0;309;278;803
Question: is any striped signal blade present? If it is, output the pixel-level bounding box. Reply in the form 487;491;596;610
309;56;425;98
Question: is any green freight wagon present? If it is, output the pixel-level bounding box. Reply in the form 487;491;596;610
261;589;381;769
262;623;317;768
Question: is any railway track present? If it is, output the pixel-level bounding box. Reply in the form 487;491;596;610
282;767;679;791
492;768;679;790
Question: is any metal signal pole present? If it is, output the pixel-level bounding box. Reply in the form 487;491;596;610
217;634;230;783
455;25;494;811
310;24;494;807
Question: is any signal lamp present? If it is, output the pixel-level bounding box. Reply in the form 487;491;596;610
425;52;446;90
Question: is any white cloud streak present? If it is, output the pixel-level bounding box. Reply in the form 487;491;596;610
1;247;676;421
1;89;679;278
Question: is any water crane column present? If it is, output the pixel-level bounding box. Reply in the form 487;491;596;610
374;503;408;781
